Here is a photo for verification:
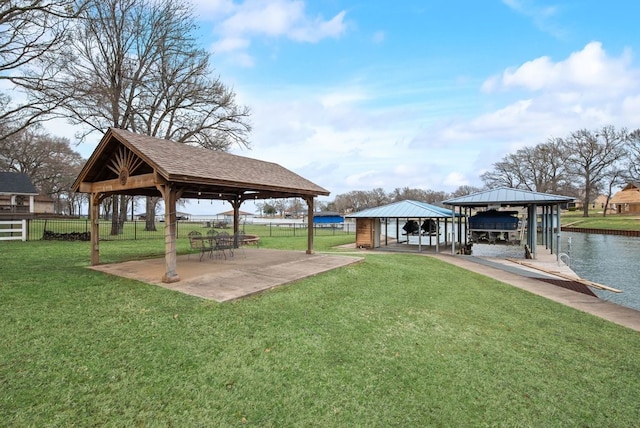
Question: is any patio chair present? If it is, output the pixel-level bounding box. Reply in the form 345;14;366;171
207;229;225;259
233;231;247;257
188;230;213;261
214;232;234;260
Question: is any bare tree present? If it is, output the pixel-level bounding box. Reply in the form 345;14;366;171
0;125;85;212
481;139;570;193
0;0;85;141
286;198;305;217
560;126;629;217
480;153;525;189
626;129;640;182
388;187;448;205
450;185;482;198
24;0;251;232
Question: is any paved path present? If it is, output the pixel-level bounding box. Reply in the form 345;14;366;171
91;248;363;302
428;252;640;332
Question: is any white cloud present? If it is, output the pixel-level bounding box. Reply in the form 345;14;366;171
443;172;469;187
212;36;250;53
207;0;347;63
189;0;236;16
320;89;368;108
372;31;385;44
502;0;566;38
483;42;636;95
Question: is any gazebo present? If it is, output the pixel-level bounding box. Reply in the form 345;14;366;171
443;187;574;259
72;128;329;282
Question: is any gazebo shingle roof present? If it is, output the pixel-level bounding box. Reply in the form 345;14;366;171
73;128;329;199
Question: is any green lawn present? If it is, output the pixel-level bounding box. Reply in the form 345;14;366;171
562;210;640;231
1;237;639;426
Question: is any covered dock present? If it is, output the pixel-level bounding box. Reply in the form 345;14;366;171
443;187;574;260
345;200;461;253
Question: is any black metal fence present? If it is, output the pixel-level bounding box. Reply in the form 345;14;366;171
25;218;355;241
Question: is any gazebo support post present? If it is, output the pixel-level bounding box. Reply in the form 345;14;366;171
417;217;422;252
451;208;455;254
231;196;240;246
555;203;562;261
158;183;181;283
89;192;106;265
527;204;537;259
304;196;315;254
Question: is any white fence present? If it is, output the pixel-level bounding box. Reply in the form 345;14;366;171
0;220;27;241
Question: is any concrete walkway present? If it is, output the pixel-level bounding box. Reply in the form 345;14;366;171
91;248;363;302
428;251;640;332
340;242;640;332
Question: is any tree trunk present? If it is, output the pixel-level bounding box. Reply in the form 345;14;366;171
118;194;127;232
145;196;158;231
110;195;119;235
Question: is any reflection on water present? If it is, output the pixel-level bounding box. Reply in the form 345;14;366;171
562;232;640;311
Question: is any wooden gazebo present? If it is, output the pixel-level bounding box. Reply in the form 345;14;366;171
72;128;330;282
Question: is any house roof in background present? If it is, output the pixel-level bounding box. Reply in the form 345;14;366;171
611;182;640;204
443;187;574;207
217;210;254;216
345;200;456;219
0;172;38;195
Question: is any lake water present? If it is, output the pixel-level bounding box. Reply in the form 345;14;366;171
560;232;640;312
470;232;640;311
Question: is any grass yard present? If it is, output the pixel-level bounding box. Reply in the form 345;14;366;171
562;210;640;231
1;236;639;426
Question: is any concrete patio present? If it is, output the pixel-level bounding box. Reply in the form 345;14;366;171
90;248;363;302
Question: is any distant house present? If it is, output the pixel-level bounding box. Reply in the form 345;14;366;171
34;194;55;214
217;209;254;219
610;183;640;214
0;172;39;216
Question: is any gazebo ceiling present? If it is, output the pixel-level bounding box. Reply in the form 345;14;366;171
72;128;330;201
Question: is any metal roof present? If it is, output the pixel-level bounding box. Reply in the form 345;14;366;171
345;200;456;218
443;187;574;207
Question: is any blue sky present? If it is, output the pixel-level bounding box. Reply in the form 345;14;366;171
62;0;640;214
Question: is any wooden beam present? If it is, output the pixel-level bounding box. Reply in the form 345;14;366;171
79;173;158;193
157;183;180;283
304;196;314;254
232;197;240;236
90;193;101;265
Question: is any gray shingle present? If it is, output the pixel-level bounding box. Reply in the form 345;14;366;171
0;172;38;195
